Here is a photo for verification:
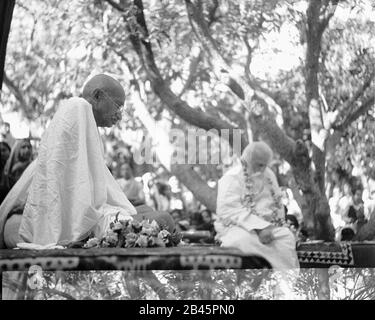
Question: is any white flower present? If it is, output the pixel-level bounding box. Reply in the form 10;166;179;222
125;232;138;247
101;240;110;248
141;220;153;229
141;227;153;236
105;230;118;245
84;237;100;248
158;230;170;244
151;220;159;229
135;234;149;248
113;222;123;231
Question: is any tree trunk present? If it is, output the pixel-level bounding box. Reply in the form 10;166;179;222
130;83;218;212
0;0;15;91
300;0;338;240
171;164;217;212
252;108;334;240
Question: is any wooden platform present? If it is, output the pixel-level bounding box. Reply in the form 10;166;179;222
297;241;375;268
1;242;375;272
0;246;271;271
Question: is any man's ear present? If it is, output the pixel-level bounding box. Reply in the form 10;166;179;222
93;89;101;100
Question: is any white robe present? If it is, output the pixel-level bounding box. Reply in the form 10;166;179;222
0;97;136;248
214;165;299;271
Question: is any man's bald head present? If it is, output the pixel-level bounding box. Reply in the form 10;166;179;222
83;74;125;100
82;74;125;127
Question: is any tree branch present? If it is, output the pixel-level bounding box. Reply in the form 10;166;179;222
243;13;265;82
121;62;220;211
185;0;302;168
104;0;126;12
120;0;248;149
250;102;296;164
243;34;253;81
216;102;248;131
184;0;283;114
177;48;203;98
22;72;37;92
178;1;219;97
305;0;329;188
3;72;29;113
332;70;375;130
207;0;219;27
319;0;339;33
333;94;375;132
171;163;217;212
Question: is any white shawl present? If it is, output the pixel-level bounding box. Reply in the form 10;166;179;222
0;97;136;247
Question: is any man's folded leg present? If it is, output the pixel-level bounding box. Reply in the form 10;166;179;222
3;214;22;249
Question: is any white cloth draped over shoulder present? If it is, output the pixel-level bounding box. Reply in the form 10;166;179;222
214;165;299;271
0;97;136;248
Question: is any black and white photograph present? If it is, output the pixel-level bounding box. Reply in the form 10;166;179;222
0;0;374;304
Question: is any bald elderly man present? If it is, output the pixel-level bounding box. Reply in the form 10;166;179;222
0;74;174;248
215;141;299;271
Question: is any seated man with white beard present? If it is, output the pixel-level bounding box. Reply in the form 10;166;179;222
215;141;299;271
0;74;174;249
215;141;299;298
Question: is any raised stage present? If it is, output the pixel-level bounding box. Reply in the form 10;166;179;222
1;242;375;271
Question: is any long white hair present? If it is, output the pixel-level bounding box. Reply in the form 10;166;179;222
240;141;273;170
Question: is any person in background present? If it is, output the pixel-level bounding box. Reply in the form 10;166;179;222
170;209;190;232
329;186;344;230
185;210;215;244
3;139;33;189
201;209;213;224
285;214;299;241
338;182;353;224
116;162;145;206
350;187;367;232
0;122;16;148
0;142;11;176
0;142;11;203
189;211;204;230
363;179;375;221
340;227;355;241
338;186;366;239
196;209;215;236
297;222;309;242
282;187;303;223
153;182;171;212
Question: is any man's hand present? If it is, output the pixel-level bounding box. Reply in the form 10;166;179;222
257;226;275;244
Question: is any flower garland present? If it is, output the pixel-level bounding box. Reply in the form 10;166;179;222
241;160;286;227
216;162;286;230
83;216;182;249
